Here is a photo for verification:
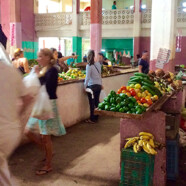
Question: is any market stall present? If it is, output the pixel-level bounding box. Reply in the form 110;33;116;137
95;70;183;186
56;68;138;128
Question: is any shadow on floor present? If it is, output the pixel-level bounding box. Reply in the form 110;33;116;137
9;116;120;186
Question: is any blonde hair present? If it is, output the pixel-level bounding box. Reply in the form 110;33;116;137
39;48;56;77
14;48;23;59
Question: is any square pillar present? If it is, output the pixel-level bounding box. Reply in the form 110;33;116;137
90;0;102;57
72;36;82;63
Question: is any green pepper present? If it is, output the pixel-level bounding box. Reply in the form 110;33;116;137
110;97;115;104
116;97;122;104
110;107;116;112
120;93;127;100
105;105;110;111
116;104;121;111
128;103;134;108
98;103;105;110
129;97;137;103
104;97;109;103
119;108;125;113
123;106;129;112
136;108;143;114
127;111;132;114
110;90;116;97
120;101;125;107
131;108;136;113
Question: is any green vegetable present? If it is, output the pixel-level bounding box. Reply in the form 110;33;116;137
105;105;110;111
136;108;143;114
142;86;156;96
116;97;122;104
110;107;116;112
128;103;134;108
119;108;125;113
116;104;121;111
134;72;150;78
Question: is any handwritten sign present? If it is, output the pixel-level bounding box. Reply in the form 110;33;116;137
10;23;15;46
155;48;171;69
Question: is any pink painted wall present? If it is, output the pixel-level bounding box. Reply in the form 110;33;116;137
0;0;10;39
21;0;36;42
139;37;151;57
174;36;186;65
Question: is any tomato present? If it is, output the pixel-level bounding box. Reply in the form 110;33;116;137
126;92;131;97
137;100;142;105
140;97;146;104
135;84;141;89
121;86;126;91
130;89;136;96
134;96;139;100
146;99;153;105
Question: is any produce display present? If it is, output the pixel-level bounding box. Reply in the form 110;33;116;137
58;69;86;82
148;69;182;94
102;65;120;76
98;90;147;114
124;132;162;155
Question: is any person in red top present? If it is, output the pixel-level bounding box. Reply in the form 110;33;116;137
84;6;90;11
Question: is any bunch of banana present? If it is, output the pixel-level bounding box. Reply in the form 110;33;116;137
124;132;162;155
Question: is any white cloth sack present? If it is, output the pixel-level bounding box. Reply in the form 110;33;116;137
100;90;106;102
31;85;54;120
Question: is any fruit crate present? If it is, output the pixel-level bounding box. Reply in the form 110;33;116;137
166;114;180;139
120;149;155;186
166;136;179;180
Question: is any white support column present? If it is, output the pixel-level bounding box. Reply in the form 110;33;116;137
133;0;142;60
72;0;79;37
150;0;177;71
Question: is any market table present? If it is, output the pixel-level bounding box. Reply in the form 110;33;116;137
95;90;183;186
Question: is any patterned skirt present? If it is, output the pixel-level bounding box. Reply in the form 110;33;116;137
26;99;66;136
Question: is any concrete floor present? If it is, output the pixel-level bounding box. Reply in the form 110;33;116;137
9;116;186;186
9;117;121;186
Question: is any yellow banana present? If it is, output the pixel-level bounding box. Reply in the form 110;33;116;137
140;135;150;140
133;143;138;153
142;142;151;154
139;132;154;139
149;139;155;148
146;142;157;155
136;144;141;152
138;139;143;147
125;137;139;141
124;138;138;149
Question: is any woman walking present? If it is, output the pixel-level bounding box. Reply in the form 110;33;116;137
84;50;102;123
25;48;66;175
12;48;30;74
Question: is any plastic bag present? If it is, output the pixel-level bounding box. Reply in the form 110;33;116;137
23;67;40;96
100;90;106;102
31;85;54;120
0;43;11;66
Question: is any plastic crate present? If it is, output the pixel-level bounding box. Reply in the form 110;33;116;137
166;114;180;139
166;136;179;180
120;148;155;186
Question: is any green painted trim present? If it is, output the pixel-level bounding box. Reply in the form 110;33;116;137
102;38;133;56
72;36;82;63
22;41;38;60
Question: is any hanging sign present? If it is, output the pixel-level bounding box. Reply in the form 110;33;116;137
155;48;171;69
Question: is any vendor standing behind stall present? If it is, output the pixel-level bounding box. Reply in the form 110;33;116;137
138;50;149;74
50;48;77;72
84;50;102;124
98;52;112;66
12;48;30;74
